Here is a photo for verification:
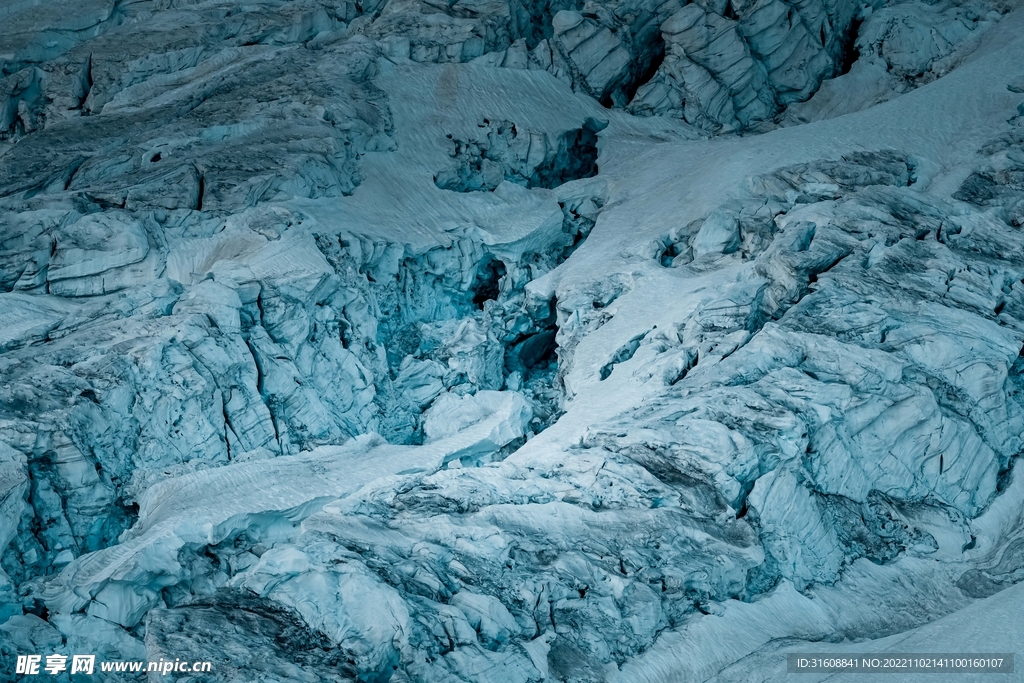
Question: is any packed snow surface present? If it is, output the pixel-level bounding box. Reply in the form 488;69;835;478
2;0;1024;680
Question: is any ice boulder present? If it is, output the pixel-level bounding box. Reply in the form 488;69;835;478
424;391;531;442
692;210;741;256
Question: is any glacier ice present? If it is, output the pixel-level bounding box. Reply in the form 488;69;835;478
2;0;1024;680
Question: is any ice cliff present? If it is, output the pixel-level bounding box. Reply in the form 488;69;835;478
2;0;1024;680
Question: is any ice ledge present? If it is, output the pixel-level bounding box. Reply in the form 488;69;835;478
40;391;532;627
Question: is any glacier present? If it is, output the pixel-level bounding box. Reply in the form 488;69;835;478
2;0;1024;680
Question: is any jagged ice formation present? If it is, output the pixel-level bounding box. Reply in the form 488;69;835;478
1;0;1024;681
